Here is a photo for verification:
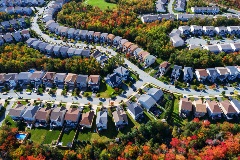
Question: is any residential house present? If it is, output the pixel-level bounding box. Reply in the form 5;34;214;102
31;40;42;50
195;69;209;81
93;32;101;43
170;35;184;47
53;45;61;56
42;72;56;86
79;111;95;128
203;45;220;54
87;31;94;42
45;44;54;55
227;26;240;35
9;19;18;29
147;88;164;102
60;27;69;37
81;49;91;57
3;33;13;43
88;75;100;91
122;42;133;53
144;55;156;67
76;74;88;89
226;66;239;80
215;26;227;37
190;25;203;35
4;73;17;87
105;73;122;88
64;73;77;87
191;6;219;14
113;36;122;46
54;73;67;87
128;44;138;55
219;100;237;120
79;30;88;41
74;49;82;56
55;26;64;35
156;3;166;12
206;100;222;119
1;21;10;30
174;0;186;12
96;111;108;130
217;43;233;53
159;61;171;76
138;51;150;62
12;31;22;42
100;33;108;43
48;23;59;33
21;30;30;39
169;29;181;37
38;42;48;53
133;48;143;59
73;29;80;40
206;68;219;83
67;48;76;57
67;28;75;39
112;110;128;127
29;71;45;87
183;67;193;82
96;55;108;65
113;66;129;80
46;20;55;28
18;18;26;27
179;98;192;118
26;38;37;46
202;26;215;36
171;65;182;80
193;100;207;118
138;94;156;111
92;50;102;58
60;46;69;57
17;72;32;86
9;104;27;121
35;107;52;127
178;26;190;35
119;39;128;49
107;34;115;45
230;43;240;52
230;99;240;114
22;7;33;15
15;6;23;14
126;101;143;120
50;107;67;128
216;67;229;81
22;105;40;123
6;7;14;14
64;108;81;127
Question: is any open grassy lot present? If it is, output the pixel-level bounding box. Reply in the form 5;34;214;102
28;128;61;144
99;81;115;98
85;0;117;10
60;130;76;146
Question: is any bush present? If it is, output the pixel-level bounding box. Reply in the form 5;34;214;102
96;93;100;97
84;92;89;97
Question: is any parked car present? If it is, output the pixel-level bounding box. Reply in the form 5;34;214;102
2;92;7;95
8;96;13;99
18;96;23;99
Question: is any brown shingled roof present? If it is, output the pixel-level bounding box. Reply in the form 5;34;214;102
107;34;115;40
196;69;208;77
129;44;138;52
206;100;222;113
64;73;77;83
64;108;80;122
160;61;171;69
42;72;56;80
194;100;207;113
80;111;94;126
88;75;100;83
123;42;133;48
94;32;101;37
180;98;192;111
35;108;52;121
220;100;237;114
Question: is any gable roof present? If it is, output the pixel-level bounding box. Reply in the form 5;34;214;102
160;61;171;69
80;111;95;126
231;99;240;112
76;74;88;83
114;66;128;75
35;108;52;121
50;107;66;121
196;69;208;77
147;88;163;101
42;72;56;80
180;98;192;111
96;111;108;125
81;49;90;57
112;110;128;124
194;100;207;113
30;71;44;80
64;73;77;83
54;73;66;81
138;94;156;110
220;100;237;114
126;101;143;116
64;108;80;122
206;100;222;113
9;104;27;117
22;106;40;119
88;75;100;83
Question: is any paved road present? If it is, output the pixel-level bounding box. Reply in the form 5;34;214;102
0;100;15;126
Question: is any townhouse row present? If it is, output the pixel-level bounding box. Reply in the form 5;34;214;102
159;61;240;82
191;6;220;14
179;98;240;120
43;0;156;67
0;29;30;45
0;6;33;16
0;0;44;7
0;18;28;33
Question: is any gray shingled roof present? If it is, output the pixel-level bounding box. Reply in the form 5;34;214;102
22;106;40;119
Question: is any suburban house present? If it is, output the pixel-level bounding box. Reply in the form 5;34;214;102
87;31;94;41
230;99;240;114
174;0;186;12
113;66;129;81
60;27;69;37
169;29;181;37
79;111;95;128
113;36;122;46
53;73;67;87
138;94;156;111
195;69;209;81
9;19;18;29
217;43;233;53
96;111;108;131
159;61;171;76
190;25;203;35
179;98;192;118
29;71;45;87
203;45;220;53
227;26;240;35
93;32;101;43
219;100;237;120
9;104;27;121
31;40;42;50
179;26;190;35
26;38;37;46
74;29;80;40
96;55;108;65
81;49;91;57
4;73;17;87
147;88;163;102
67;48;76;57
55;26;64;35
76;74;88;89
64;108;81;127
100;33;108;43
215;26;227;36
79;30;88;40
133;48;143;59
107;34;115;44
183;67;193;82
202;26;215;36
22;105;40;124
50;107;67;128
206;100;222;119
64;73;77;87
88;75;100;91
191;6;219;14
21;30;30;39
74;49;83;56
45;44;54;54
92;50;102;58
17;72;32;86
1;21;10;30
112;110;128;128
105;73;122;88
226;66;239;80
171;65;182;80
3;33;13;43
170;35;184;47
126;101;143;120
67;28;75;39
12;31;22;42
35;107;52;127
60;46;69;57
38;42;48;53
128;44;139;55
42;72;56;87
53;45;61;56
122;42;133;53
48;23;59;33
193;100;207;118
119;39;128;49
138;51;150;62
144;55;156;67
216;67;229;81
156;3;166;12
206;68;219;83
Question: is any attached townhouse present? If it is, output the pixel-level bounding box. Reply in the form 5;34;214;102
93;32;101;43
29;71;45;87
76;74;88;89
225;66;239;81
195;69;209;82
206;68;219;83
64;73;77;87
179;98;192;118
216;67;229;81
42;72;56;87
53;73;67;87
88;75;100;91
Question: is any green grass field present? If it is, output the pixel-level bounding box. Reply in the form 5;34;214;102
85;0;117;10
61;130;76;146
28;128;61;144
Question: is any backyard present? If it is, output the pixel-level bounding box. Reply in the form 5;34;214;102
85;0;117;10
60;130;76;146
28;128;61;144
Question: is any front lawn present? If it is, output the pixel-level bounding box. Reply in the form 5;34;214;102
60;130;76;146
86;0;116;10
98;81;115;98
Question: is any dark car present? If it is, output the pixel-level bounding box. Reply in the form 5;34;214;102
230;92;234;95
18;96;23;99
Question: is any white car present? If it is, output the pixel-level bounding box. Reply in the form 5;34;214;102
2;92;7;95
8;96;13;99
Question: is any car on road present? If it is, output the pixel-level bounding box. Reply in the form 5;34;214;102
230;92;234;95
18;96;23;99
2;92;7;95
8;96;13;99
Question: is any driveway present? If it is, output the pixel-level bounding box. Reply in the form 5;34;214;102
0;100;15;126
